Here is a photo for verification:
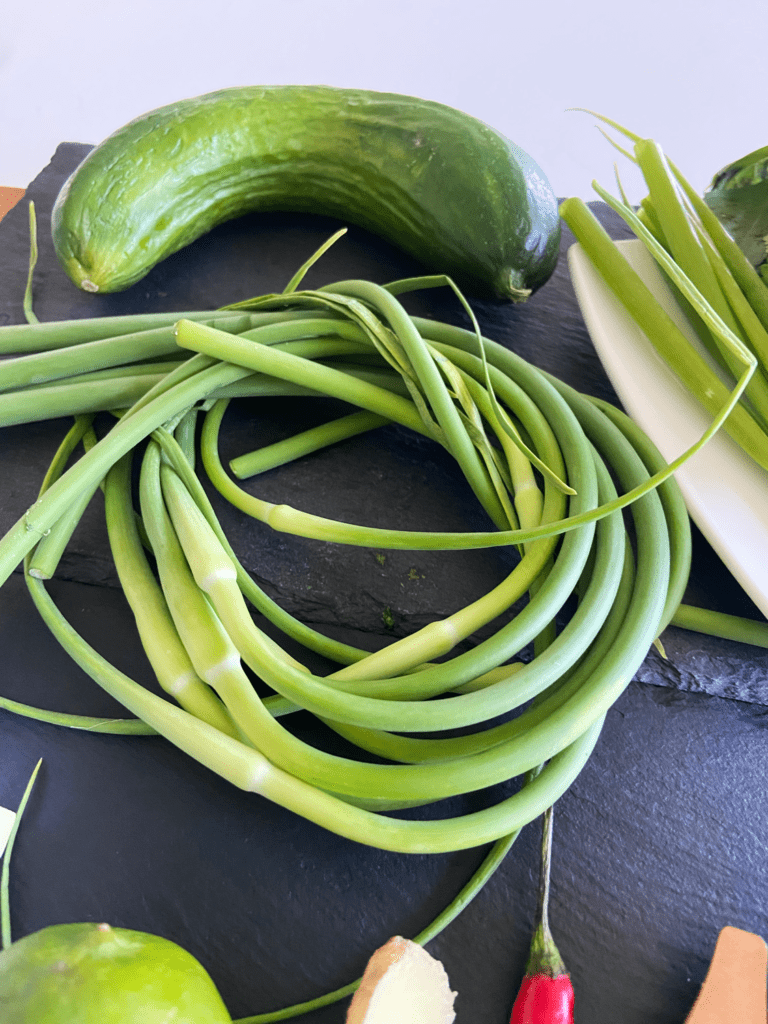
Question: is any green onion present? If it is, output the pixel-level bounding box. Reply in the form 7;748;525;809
3;176;767;1019
0;759;42;949
567;112;768;478
1;264;686;826
0;308;254;355
2;235;746;1017
560;198;768;468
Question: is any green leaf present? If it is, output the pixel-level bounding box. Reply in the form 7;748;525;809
705;154;768;271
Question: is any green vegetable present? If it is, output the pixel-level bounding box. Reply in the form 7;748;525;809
2;225;761;1019
561;113;768;641
704;144;768;279
1;764;42;951
563;114;768;469
0;245;697;854
0;923;233;1024
51;85;560;300
560;195;768;468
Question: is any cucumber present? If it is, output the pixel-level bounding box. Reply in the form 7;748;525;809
51;85;560;301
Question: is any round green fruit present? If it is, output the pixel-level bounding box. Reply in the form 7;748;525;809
0;922;232;1023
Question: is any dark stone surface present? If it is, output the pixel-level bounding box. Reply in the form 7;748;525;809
0;145;767;1023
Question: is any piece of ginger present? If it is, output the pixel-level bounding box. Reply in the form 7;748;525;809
346;936;457;1024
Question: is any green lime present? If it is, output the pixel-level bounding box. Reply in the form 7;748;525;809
0;922;232;1022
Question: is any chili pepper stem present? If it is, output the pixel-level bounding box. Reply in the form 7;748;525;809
525;803;569;978
509;802;575;1023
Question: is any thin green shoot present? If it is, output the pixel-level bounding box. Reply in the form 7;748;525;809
671;604;768;648
282;227;348;294
613;162;634;209
0;695;154;733
567;192;763;469
568;108;644;146
23;202;39;325
1;758;43;948
388;272;575;495
600;128;636;165
591;180;756;378
230;410;390;479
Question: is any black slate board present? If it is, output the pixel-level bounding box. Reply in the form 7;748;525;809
0;145;767;1023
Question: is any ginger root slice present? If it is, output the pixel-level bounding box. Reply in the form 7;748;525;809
346;936;457;1024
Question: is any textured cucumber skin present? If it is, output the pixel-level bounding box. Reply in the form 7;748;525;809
51;85;560;299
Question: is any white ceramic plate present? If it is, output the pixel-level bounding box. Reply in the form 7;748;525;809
568;238;768;620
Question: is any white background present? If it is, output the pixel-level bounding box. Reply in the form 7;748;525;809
2;0;767;203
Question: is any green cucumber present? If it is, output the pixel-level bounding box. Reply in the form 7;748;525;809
51;85;560;301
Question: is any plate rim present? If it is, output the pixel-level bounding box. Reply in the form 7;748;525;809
568;237;768;619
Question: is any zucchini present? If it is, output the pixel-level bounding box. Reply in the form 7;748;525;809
51;85;560;301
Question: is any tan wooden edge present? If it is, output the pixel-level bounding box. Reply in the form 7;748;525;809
0;187;26;223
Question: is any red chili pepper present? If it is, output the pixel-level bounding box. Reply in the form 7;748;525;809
509;970;574;1024
509;804;575;1023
